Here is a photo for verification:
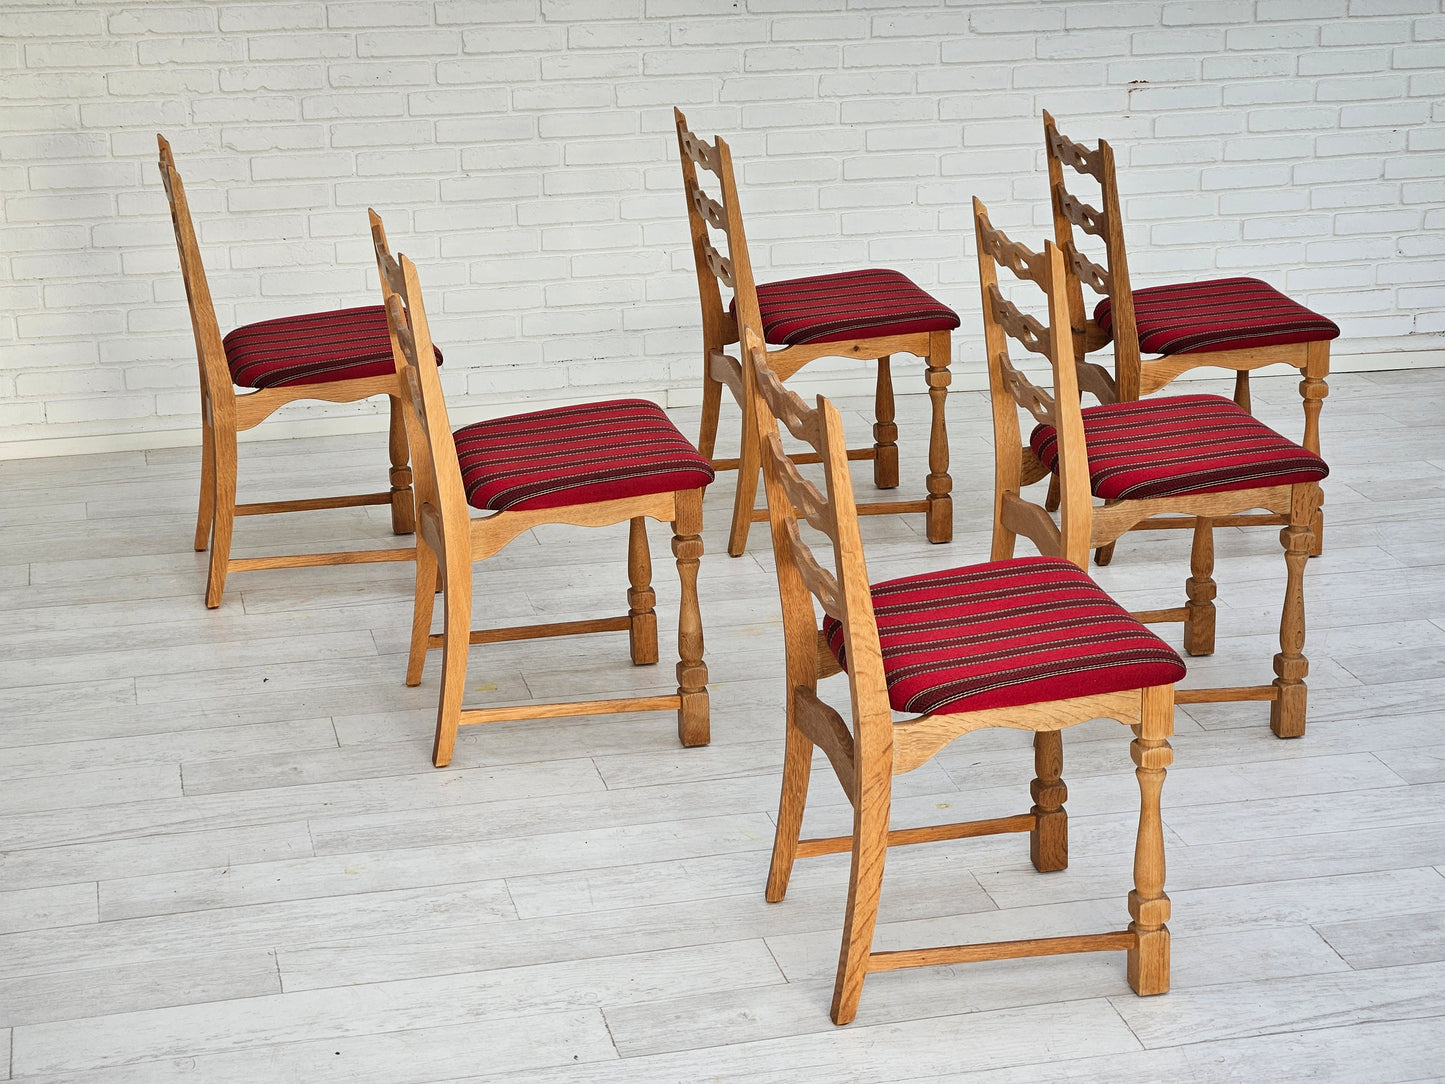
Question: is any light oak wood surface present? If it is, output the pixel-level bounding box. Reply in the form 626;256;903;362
369;216;710;766
745;220;1178;1025
0;360;1439;1078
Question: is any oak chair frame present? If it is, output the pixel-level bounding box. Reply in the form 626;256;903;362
157;136;416;608
370;214;709;768
748;245;1175;1023
977;198;1321;739
674;108;953;557
1043;111;1329;559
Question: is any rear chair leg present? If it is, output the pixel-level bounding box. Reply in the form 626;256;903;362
205;429;238;609
766;696;815;904
831;794;890;1026
432;550;473;768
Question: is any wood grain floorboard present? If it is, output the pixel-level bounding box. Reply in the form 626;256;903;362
0;373;1440;1080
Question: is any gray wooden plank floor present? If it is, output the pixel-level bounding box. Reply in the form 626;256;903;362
1;369;1442;1082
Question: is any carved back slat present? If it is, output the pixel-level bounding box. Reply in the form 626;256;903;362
156;135;235;424
745;327;895;765
973;197;1094;569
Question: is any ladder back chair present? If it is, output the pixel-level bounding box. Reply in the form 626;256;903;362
746;301;1184;1023
674;108;960;557
371;213;712;767
977;197;1329;739
1043;111;1337;561
157;135;425;608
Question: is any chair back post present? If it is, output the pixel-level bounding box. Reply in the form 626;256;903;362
674;109;763;353
972;198;1093;570
156;134;235;431
742;329;893;765
373;246;470;564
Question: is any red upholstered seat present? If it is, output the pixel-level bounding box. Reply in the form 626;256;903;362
1030;394;1330;501
456;398;715;512
223;305;442;390
823;556;1185;716
1094;277;1340;356
740;268;960;346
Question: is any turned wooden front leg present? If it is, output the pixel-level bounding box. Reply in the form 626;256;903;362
873;355;899;489
1184;517;1217;657
924;331;953;544
672;488;709;747
387;396;415;535
1127;684;1173;996
627;516;658;666
1271;482;1320;738
1301;340;1329;556
1030;729;1068;872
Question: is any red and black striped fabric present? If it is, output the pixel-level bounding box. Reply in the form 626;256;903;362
223;305;441;389
1030;394;1329;501
1094;277;1339;356
737;268;960;346
822;556;1185;716
455;398;714;512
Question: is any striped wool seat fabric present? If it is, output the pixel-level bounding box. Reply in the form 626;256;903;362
822;557;1186;716
740;268;960;346
455;398;714;513
1094;277;1340;356
1030;394;1330;502
223;305;442;389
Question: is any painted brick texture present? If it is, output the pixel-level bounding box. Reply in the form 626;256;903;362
0;0;1441;454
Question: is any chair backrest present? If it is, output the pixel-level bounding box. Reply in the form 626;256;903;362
971;197;1094;569
674;108;762;353
156;135;235;420
1042;110;1141;399
368;217;469;563
743;327;894;764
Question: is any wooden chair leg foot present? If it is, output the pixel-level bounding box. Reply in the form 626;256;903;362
1094;542;1116;567
1127;925;1170;996
677;688;709;747
1031;810;1068;872
925;493;952;544
1270;682;1307;738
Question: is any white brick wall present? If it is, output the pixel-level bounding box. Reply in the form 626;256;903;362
1;0;1442;456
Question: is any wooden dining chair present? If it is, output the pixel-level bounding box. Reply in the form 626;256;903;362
674;108;960;557
1042;111;1338;561
976;197;1328;739
746;228;1186;1024
371;213;712;767
157;135;423;607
